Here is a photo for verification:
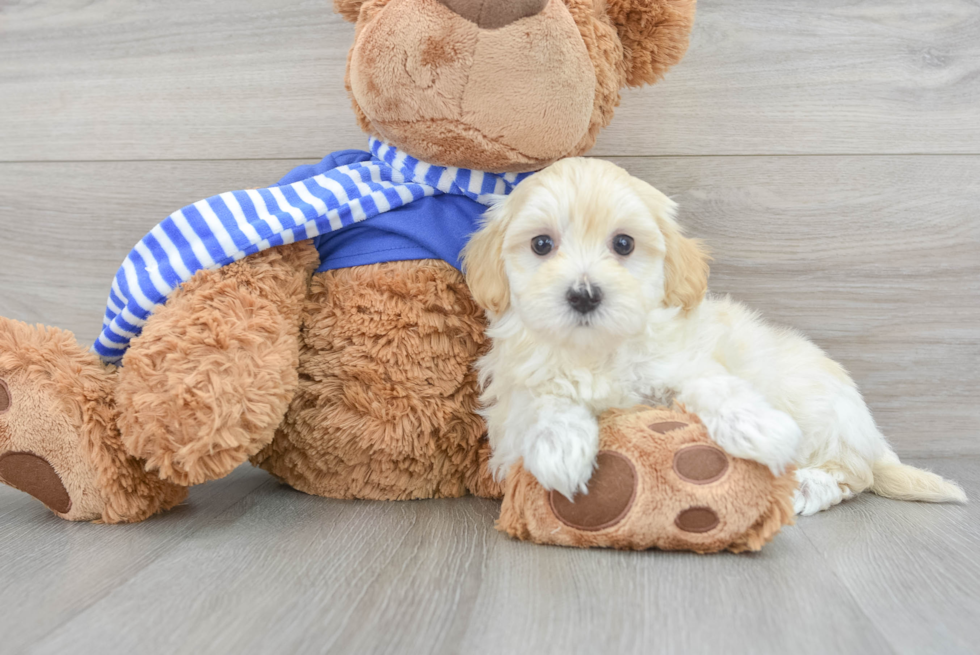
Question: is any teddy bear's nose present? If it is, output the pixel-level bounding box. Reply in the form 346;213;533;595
436;0;550;29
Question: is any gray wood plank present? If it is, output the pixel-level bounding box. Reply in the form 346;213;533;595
18;458;978;655
607;0;980;157
1;155;976;455
1;454;975;655
27;489;504;655
1;0;979;162
456;522;894;655
24;479;900;655
0;466;273;654
796;457;980;655
0;0;360;163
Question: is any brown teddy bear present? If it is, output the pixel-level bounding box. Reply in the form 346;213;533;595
0;0;706;527
499;406;797;553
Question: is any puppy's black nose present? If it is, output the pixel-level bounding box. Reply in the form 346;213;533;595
567;286;603;315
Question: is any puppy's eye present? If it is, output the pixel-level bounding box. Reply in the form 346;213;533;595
531;235;554;256
612;234;635;256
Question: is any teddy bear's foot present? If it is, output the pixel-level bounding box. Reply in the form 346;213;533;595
116;242;319;487
0;317;185;522
0;322;111;521
498;405;798;553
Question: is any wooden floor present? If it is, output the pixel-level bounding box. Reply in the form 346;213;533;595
1;0;978;653
0;457;976;655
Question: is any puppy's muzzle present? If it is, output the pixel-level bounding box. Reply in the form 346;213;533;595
566;285;603;315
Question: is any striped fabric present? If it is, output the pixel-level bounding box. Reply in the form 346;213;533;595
94;138;533;364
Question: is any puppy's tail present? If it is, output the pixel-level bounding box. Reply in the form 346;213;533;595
870;453;967;504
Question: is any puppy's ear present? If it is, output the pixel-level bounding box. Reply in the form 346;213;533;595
334;0;367;22
603;0;697;87
633;179;710;312
462;205;511;316
662;218;710;312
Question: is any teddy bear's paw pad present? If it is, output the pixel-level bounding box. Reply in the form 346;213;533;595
674;506;720;534
673;445;730;485
0;452;72;514
647;421;688;434
549;451;637;531
0;373;105;521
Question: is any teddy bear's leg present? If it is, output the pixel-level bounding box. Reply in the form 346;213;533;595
253;259;503;500
0;318;186;522
115;242;320;487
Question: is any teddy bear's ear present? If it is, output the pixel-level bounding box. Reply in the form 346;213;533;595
334;0;367;22
604;0;698;87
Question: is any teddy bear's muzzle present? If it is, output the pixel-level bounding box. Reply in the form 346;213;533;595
436;0;550;29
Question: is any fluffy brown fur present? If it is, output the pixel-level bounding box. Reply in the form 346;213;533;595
116;242;320;487
346;0;596;172
0;318;185;523
253;260;502;500
605;0;699;86
498;406;797;553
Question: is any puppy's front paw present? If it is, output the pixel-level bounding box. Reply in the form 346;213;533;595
522;406;600;500
705;402;801;476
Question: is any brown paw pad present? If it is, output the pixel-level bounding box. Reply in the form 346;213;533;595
0;452;72;513
549;451;637;531
675;506;720;533
0;379;10;413
648;421;687;434
673;445;729;485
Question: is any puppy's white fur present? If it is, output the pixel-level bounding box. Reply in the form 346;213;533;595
463;158;966;515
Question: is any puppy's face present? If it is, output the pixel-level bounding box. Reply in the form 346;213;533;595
464;158;709;348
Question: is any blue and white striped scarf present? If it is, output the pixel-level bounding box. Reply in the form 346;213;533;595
94;139;533;364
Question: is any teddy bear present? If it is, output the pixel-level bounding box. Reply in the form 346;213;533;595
0;0;703;526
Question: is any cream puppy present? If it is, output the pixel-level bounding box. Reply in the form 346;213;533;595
462;158;966;515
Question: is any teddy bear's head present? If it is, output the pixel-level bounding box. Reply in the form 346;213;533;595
334;0;696;173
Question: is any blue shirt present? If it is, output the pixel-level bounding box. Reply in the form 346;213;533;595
277;150;487;273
